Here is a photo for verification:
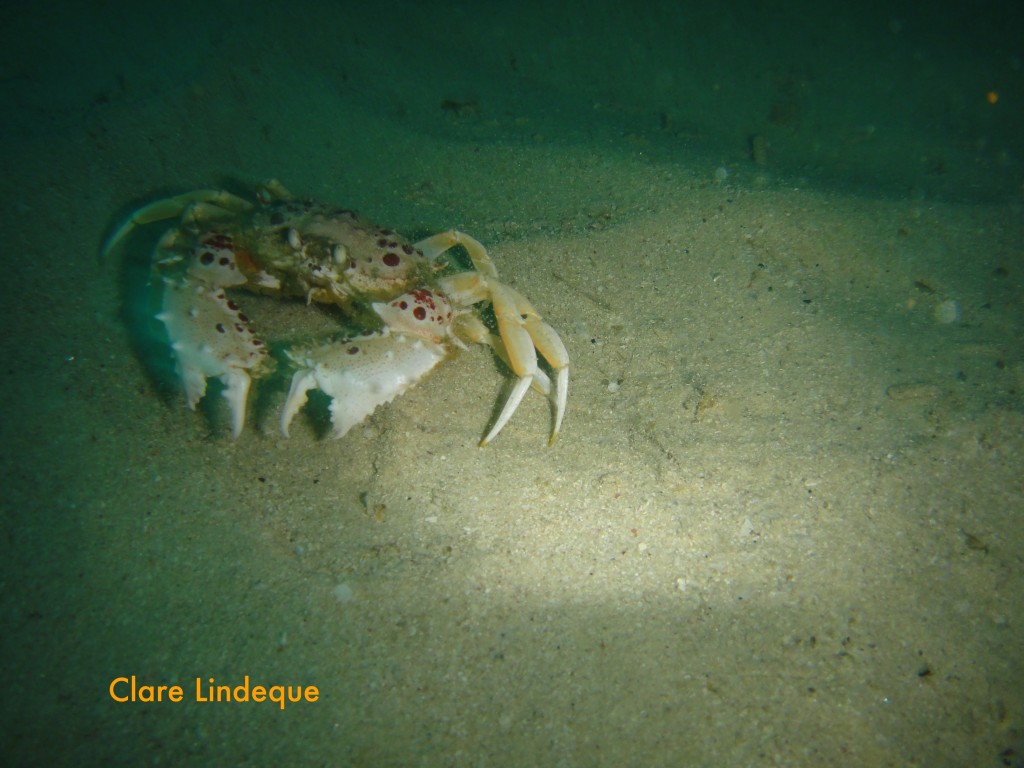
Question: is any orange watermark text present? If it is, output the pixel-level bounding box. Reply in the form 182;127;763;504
109;675;319;711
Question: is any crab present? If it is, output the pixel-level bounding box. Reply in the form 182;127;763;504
102;179;569;445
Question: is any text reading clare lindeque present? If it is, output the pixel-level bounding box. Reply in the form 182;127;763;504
109;676;319;711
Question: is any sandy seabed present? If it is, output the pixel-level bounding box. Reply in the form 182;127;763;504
2;2;1022;766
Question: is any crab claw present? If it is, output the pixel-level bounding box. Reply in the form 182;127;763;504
157;278;270;438
281;330;448;439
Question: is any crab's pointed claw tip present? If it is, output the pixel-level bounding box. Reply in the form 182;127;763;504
480;375;532;447
222;371;251;441
548;366;568;447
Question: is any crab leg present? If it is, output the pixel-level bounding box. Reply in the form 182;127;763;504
483;282;569;446
101;189;253;258
452;313;553;397
426;231;569;444
415;230;498;278
525;316;569;444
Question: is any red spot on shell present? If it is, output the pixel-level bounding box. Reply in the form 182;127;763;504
226;299;239;310
199;251;214;265
215;323;226;333
382;253;401;267
347;346;359;355
409;288;436;309
399;300;408;310
413;306;427;320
